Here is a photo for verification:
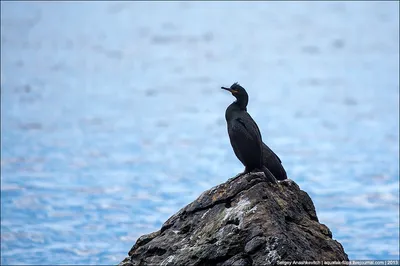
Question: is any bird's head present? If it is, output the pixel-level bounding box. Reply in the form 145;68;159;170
221;82;249;107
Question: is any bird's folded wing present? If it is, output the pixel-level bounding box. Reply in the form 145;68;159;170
263;142;282;163
232;117;261;142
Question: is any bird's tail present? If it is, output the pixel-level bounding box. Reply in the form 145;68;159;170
261;166;278;184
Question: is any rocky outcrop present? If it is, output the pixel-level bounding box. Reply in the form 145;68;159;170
119;172;348;266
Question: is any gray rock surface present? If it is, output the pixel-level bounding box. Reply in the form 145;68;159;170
119;173;348;265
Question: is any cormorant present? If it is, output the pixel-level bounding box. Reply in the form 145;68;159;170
221;82;287;182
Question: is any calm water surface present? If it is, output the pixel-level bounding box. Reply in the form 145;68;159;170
1;1;399;264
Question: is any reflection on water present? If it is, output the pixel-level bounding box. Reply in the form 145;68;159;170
1;1;399;264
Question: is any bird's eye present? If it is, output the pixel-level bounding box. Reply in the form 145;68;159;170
231;90;239;94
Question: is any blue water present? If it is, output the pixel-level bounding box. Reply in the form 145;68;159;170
1;1;399;264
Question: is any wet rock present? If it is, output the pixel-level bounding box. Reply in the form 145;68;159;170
119;172;348;266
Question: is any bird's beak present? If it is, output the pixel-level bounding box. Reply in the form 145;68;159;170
221;86;231;91
221;87;238;94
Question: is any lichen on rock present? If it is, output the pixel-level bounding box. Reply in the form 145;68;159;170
119;172;348;266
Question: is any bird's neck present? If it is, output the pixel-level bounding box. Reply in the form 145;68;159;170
225;96;249;122
235;97;248;111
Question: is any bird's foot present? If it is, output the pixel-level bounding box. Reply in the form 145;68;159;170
229;169;250;182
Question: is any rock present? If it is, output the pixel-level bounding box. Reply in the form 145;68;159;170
119;172;348;266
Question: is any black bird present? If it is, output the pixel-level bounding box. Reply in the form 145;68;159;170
221;82;287;182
